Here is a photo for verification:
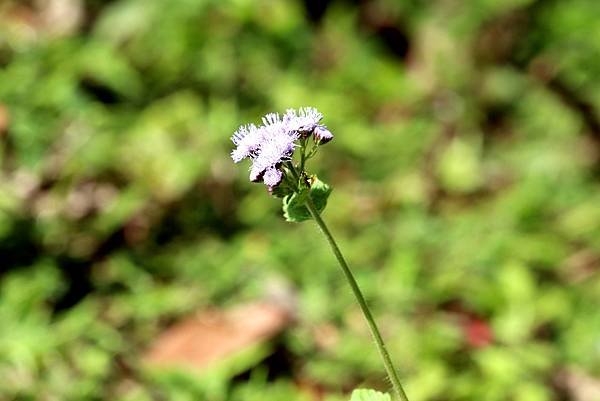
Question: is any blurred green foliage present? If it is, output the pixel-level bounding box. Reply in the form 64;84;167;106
1;0;600;400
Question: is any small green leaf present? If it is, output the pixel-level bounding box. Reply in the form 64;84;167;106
282;177;332;222
349;389;392;401
283;189;310;222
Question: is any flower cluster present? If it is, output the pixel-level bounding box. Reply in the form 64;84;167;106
231;107;333;189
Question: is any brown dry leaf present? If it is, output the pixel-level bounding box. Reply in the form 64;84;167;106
37;0;83;37
562;250;600;283
555;369;600;401
144;302;291;371
0;104;8;135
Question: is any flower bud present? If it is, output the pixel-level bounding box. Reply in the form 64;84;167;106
313;125;333;144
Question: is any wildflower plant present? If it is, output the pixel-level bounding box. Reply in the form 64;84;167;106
231;108;410;401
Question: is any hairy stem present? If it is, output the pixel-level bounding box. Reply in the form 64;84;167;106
304;196;410;401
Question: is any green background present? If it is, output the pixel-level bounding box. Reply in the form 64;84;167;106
1;0;599;400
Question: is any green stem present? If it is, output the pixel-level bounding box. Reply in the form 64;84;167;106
286;161;303;189
299;137;308;174
304;196;410;401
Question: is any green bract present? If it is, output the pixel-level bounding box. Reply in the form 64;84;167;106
282;177;332;222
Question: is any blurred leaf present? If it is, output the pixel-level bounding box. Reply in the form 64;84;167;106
349;389;391;401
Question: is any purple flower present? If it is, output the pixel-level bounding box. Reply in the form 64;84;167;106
230;107;333;190
248;120;298;183
263;167;283;187
284;107;323;136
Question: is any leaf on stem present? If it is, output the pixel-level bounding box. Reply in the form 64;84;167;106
282;177;331;222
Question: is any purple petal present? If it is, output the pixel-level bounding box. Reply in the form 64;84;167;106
230;124;263;163
249;163;264;182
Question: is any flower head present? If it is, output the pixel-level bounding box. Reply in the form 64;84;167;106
263;167;283;187
230;107;333;190
230;123;263;163
284;107;323;136
249;124;298;183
